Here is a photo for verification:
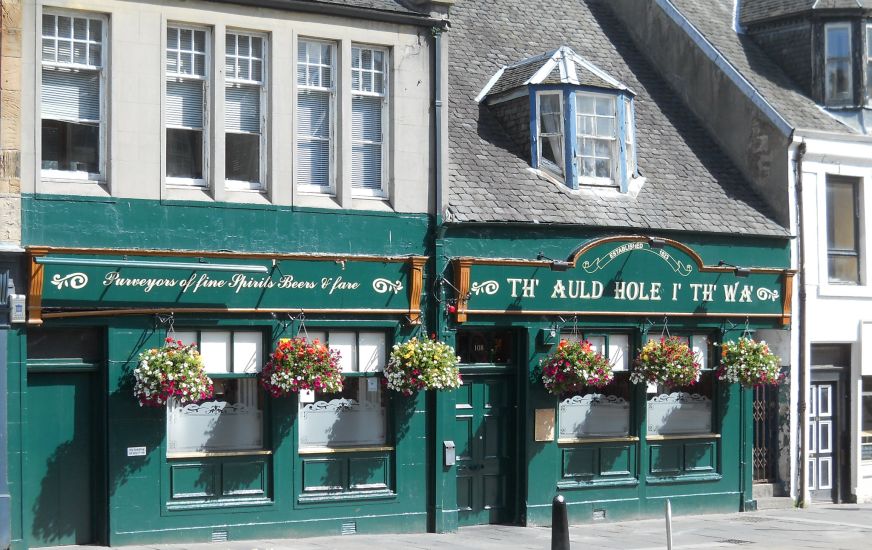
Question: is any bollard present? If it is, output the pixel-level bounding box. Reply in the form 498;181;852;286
665;499;673;550
552;494;570;550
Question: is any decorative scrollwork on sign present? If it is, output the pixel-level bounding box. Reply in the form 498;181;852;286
756;288;780;302
581;242;693;277
372;278;403;294
470;280;499;295
50;272;89;290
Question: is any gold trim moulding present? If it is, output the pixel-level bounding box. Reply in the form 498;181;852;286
41;308;419;320
646;433;721;441
166;450;274;459
462;310;783;318
558;436;640;444
298;446;395;455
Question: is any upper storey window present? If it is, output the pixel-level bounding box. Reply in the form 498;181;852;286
351;45;389;198
576;93;616;184
536;92;564;176
479;47;638;192
41;11;106;181
225;31;267;190
824;23;852;106
297;39;335;194
166;25;209;186
866;23;872;106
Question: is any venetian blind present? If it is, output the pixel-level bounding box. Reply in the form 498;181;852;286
225;84;260;133
351;46;386;193
166;79;204;129
41;69;100;121
297;90;331;188
351;95;383;191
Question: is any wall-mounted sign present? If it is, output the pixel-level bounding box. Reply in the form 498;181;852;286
452;236;793;324
27;248;426;323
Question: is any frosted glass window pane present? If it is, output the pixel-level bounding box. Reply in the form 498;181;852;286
359;332;386;372
299;379;385;448
692;334;709;369
167;379;263;453
609;334;629;372
233;332;262;373
330;332;357;372
586;335;606;355
200;331;231;373
172;331;198;347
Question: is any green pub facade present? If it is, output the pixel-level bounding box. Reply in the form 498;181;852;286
5;0;797;548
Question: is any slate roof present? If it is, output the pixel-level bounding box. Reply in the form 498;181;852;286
480;46;630;100
741;0;872;25
446;0;787;236
671;0;850;133
210;0;428;17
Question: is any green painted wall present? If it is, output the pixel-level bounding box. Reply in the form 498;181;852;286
22;194;432;256
10;195;437;548
431;226;790;527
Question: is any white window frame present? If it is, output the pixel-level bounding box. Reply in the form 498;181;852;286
623;96;636;178
296;38;336;196
535;90;565;178
825;22;853;106
39;9;108;183
576;91;618;187
350;44;390;199
224;29;268;192
164;23;210;189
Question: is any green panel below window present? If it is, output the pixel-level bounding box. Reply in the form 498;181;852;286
349;456;388;490
649;445;682;475
170;464;217;499
684;442;715;473
302;458;345;492
221;460;267;497
562;448;596;478
599;445;631;477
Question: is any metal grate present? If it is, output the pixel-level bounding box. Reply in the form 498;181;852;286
752;384;779;482
341;521;357;535
211;530;228;543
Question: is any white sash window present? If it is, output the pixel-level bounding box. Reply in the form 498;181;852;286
225;32;267;190
41;11;106;181
166;25;209;186
351;45;388;198
296;39;335;194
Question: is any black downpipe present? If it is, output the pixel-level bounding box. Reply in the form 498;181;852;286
794;141;808;506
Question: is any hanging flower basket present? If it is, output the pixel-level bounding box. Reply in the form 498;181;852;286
717;337;783;387
540;339;614;395
134;337;214;407
385;337;462;396
259;337;344;397
631;336;700;387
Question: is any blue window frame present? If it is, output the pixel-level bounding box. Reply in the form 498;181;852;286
531;85;636;192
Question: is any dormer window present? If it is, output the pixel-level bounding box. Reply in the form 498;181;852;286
576;92;616;183
824;23;852;106
478;46;639;193
866;23;872;105
537;91;565;176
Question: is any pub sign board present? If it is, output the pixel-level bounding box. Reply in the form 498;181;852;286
28;248;426;322
452;236;793;323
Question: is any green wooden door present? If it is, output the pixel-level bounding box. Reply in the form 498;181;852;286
24;371;96;547
454;374;515;526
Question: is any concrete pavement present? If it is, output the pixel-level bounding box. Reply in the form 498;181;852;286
45;503;872;550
